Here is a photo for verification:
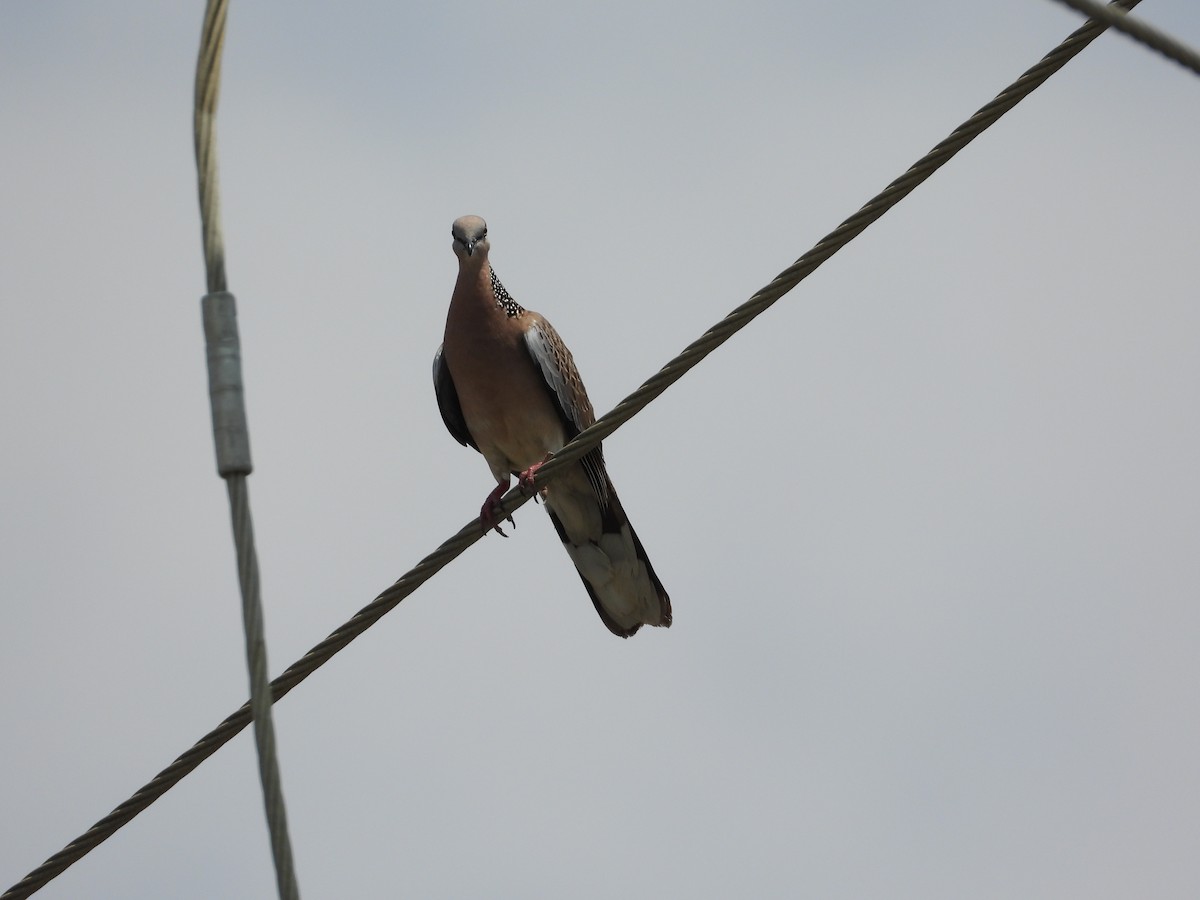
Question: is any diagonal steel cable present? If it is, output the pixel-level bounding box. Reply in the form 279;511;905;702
0;2;1142;897
1048;0;1200;76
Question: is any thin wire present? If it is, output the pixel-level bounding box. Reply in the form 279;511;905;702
0;3;1141;897
1047;0;1200;76
195;1;300;898
229;477;301;900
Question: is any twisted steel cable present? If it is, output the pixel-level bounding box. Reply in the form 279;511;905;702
1048;0;1200;76
195;0;228;295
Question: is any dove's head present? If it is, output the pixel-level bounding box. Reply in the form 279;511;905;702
451;215;490;262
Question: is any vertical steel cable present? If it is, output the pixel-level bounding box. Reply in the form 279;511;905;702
195;0;228;295
194;1;300;898
225;477;300;900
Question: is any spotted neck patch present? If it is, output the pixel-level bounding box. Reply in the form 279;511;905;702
490;268;524;318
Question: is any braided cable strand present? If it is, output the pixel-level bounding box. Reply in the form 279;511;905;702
194;0;228;294
1048;0;1200;76
0;3;1142;897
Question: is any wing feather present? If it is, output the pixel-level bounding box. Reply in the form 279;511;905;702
432;344;477;450
522;318;609;504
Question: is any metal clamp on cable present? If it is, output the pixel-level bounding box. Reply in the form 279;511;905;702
202;291;253;476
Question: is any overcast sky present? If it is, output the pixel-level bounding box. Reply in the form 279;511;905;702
2;2;1198;898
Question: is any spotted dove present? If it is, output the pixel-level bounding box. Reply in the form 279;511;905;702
433;215;672;637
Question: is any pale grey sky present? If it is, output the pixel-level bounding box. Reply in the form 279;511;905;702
2;2;1198;898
